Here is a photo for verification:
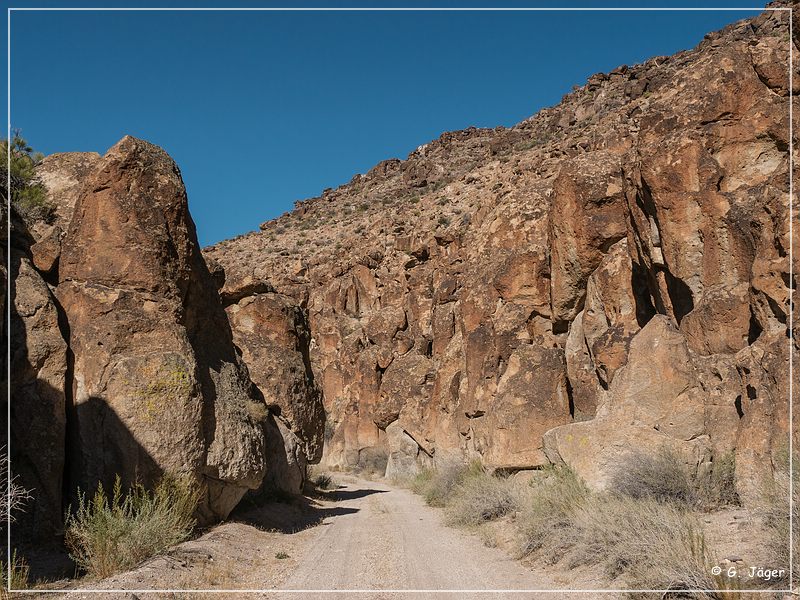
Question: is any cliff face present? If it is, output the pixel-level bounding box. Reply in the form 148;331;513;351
10;140;320;542
205;5;796;497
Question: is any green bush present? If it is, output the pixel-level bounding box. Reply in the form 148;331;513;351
2;133;54;223
65;474;199;578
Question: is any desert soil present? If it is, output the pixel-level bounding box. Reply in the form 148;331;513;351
31;477;615;600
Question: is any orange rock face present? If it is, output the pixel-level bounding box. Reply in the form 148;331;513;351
205;5;795;496
56;136;269;522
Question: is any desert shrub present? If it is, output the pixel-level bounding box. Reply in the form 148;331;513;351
409;467;434;495
574;495;724;598
65;474;199;578
0;550;29;597
610;448;739;510
0;448;31;526
414;460;483;507
445;470;519;526
2;133;54;223
516;465;589;560
314;473;334;490
757;450;798;586
609;447;694;505
695;451;739;509
356;447;388;476
0;449;31;595
245;400;269;423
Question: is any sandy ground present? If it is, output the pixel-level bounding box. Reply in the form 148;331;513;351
26;477;616;600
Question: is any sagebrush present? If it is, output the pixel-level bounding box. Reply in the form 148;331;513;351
757;449;798;586
609;447;738;510
65;474;199;578
445;469;519;527
0;448;31;595
515;465;589;561
411;459;483;507
573;495;721;597
409;459;741;598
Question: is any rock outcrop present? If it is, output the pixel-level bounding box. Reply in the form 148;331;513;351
28;152;101;275
225;292;325;465
55;136;268;522
204;4;795;497
9;222;67;541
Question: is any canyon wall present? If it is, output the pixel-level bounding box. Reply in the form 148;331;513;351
205;5;796;498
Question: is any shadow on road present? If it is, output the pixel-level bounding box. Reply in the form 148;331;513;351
231;486;388;533
327;487;388;501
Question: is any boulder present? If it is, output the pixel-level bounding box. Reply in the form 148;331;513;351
10;251;67;541
226;292;325;463
34;152;101;235
56;136;267;522
260;414;308;495
543;317;712;489
549;151;627;325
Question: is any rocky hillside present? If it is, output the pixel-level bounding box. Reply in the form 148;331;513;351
204;4;796;499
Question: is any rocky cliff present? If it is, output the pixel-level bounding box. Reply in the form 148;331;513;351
204;4;796;499
10;140;322;542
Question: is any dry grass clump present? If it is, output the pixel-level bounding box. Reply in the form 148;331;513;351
756;450;797;586
515;465;589;562
411;459;483;507
407;454;746;597
573;495;722;598
1;449;31;595
65;474;199;578
0;550;30;598
445;469;520;527
609;447;738;510
314;473;334;490
609;447;694;504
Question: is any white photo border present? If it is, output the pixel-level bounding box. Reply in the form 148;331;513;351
5;3;794;594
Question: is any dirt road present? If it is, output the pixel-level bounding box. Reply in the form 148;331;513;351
44;477;610;599
275;477;580;599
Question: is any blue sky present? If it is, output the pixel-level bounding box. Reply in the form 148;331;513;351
6;1;763;246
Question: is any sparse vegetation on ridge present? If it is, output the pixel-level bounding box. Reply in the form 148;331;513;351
2;133;53;223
